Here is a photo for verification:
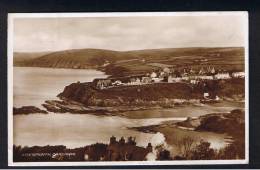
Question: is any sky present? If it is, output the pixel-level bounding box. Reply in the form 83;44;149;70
13;13;247;52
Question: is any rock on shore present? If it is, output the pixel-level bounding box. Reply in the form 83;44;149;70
13;106;47;115
132;109;245;137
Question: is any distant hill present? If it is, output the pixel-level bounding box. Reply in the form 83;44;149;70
14;52;52;65
14;47;245;76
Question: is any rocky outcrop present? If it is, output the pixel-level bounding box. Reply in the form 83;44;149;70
15;78;244;116
195;109;245;135
57;78;244;109
42;100;112;115
172;109;245;135
131;109;245;137
41;99;162;116
58;82;203;107
13;106;47;115
175;117;201;130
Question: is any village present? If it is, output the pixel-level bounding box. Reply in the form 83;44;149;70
92;66;245;91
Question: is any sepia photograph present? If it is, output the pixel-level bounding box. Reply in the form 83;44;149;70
8;12;248;166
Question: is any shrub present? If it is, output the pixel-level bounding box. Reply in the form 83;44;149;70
190;140;216;160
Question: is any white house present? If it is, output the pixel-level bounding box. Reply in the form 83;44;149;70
135;78;141;84
168;75;174;83
204;92;210;98
142;77;152;84
194;75;214;80
160;71;165;77
163;67;171;74
181;76;189;81
150;72;157;78
152;77;163;83
210;67;216;74
102;60;110;67
199;68;206;75
168;76;181;83
190;80;197;84
232;72;245;78
129;78;141;85
112;80;123;86
214;73;231;79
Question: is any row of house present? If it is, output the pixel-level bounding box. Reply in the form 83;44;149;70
92;67;245;89
153;66;246;78
93;74;151;89
167;71;244;84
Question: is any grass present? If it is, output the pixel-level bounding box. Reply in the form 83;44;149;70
14;47;245;76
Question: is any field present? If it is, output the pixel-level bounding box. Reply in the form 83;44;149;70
14;47;245;77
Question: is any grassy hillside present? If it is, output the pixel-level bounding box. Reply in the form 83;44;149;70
14;52;52;65
14;47;245;76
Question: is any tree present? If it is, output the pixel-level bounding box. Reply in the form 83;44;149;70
155;144;172;160
157;149;172;160
217;140;245;160
191;140;216;160
177;136;196;159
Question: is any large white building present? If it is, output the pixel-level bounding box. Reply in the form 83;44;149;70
150;72;157;78
194;75;214;80
168;76;182;83
152;77;164;83
214;73;231;79
232;72;245;78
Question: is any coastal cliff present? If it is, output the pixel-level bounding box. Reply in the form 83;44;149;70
13;78;244;115
57;78;244;108
57;82;202;107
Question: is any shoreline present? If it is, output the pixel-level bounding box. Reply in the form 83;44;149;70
13;98;244;117
129;108;245;152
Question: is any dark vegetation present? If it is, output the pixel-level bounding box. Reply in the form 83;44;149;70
175;109;245;136
13;136;245;162
195;109;245;159
13;136;152;162
174;137;245;160
196;109;245;134
14;47;244;77
178;109;245;160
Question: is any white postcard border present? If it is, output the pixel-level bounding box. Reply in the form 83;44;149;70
7;11;249;166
